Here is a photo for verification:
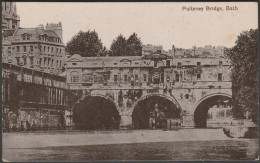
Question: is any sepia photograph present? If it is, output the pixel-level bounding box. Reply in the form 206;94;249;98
1;1;259;161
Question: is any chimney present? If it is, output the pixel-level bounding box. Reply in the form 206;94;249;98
45;22;63;43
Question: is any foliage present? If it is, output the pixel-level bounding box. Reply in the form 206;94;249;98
109;34;127;56
66;30;104;57
225;29;258;123
109;33;143;56
126;33;143;56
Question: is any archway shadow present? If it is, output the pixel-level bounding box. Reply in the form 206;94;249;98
73;96;120;130
132;95;181;129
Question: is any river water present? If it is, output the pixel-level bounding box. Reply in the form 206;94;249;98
2;129;259;161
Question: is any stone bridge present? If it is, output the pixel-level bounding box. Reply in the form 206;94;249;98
68;85;231;128
65;53;232;129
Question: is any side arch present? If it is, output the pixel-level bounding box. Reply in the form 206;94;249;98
193;93;232;111
193;93;232;128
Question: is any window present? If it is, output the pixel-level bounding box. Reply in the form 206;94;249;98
166;60;171;67
143;74;147;82
219;61;223;67
48;47;50;53
177;62;181;67
51;47;53;53
27;36;30;40
44;46;46;52
197;73;201;80
23;46;27;52
176;73;180;82
114;63;117;65
22;35;26;40
114;75;118;82
56;48;59;54
135;74;138;82
39;58;42;65
197;62;201;66
70;71;79;83
30;45;33;52
124;75;128;83
16;46;20;52
185;94;189;99
8;47;11;53
23;57;27;66
72;63;77;65
218;73;222;81
93;75;98;83
154;62;157;67
16;58;20;65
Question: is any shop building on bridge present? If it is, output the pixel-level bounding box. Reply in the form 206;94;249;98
65;47;233;129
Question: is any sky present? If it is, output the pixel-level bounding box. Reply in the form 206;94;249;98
16;2;258;50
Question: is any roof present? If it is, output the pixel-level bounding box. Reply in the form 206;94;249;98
14;28;60;38
67;54;142;63
2;30;15;37
83;56;142;63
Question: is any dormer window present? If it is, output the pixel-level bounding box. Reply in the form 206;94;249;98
22;34;30;40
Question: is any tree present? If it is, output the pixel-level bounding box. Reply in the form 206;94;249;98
66;30;104;57
109;34;127;56
109;33;143;56
126;33;143;56
225;29;258;123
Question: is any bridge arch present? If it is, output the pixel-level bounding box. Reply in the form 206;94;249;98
73;94;121;130
131;93;182;114
131;94;182;129
193;93;232;128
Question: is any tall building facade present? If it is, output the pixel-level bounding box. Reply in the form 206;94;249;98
2;2;66;75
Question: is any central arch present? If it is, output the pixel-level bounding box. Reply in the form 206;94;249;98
73;95;121;130
132;94;182;129
194;93;232;128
